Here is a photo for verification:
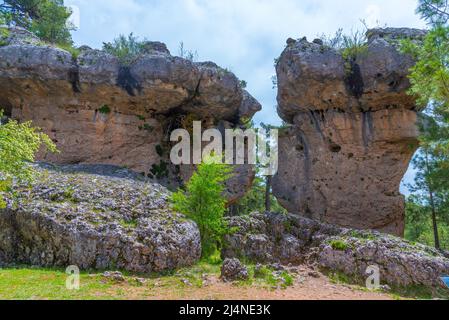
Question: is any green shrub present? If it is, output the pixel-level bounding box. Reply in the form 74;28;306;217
0;109;57;208
170;159;233;258
56;43;80;60
98;105;111;114
0;27;10;46
320;28;368;69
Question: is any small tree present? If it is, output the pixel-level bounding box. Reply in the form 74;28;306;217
0;0;75;45
0;110;57;208
170;159;233;258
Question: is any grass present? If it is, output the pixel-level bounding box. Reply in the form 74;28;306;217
0;259;298;300
98;105;111;114
325;270;449;300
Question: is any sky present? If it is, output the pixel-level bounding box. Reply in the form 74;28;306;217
65;0;427;194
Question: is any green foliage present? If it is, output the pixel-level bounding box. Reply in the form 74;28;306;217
0;109;57;208
150;160;169;179
56;43;80;59
417;0;449;25
320;28;368;62
0;0;75;45
400;26;449;111
0;27;10;46
155;144;164;157
98;105;111;114
103;33;147;66
253;266;294;289
329;239;350;251
170;160;234;258
401;0;449;251
229;175;287;215
405;195;449;250
178;41;198;62
239;80;247;89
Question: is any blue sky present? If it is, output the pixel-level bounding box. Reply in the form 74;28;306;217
65;0;427;193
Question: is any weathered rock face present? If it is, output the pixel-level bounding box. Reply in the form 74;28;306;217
0;27;261;202
273;28;425;236
220;258;249;282
223;213;449;289
0;163;201;273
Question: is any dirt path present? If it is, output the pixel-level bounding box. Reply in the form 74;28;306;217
111;267;393;300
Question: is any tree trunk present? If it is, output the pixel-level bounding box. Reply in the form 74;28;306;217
265;176;272;212
425;151;441;250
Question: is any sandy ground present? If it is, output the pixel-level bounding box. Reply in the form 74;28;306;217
108;267;393;300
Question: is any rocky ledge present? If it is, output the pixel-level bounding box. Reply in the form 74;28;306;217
223;213;449;289
0;163;201;272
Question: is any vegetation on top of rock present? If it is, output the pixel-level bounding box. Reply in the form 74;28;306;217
98;104;111;114
319;28;369;63
171;159;234;258
400;0;449;251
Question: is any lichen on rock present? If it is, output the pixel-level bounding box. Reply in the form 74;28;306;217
0;163;201;273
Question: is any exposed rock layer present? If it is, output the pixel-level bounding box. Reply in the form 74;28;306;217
224;213;449;289
0;27;261;202
273;28;424;236
0;164;201;272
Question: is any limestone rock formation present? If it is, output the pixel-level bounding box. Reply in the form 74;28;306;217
273;28;425;236
0;27;261;202
0;163;201;273
223;212;449;289
220;258;249;282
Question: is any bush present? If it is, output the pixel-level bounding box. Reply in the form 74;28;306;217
103;33;147;65
329;239;349;251
0;109;57;208
170;159;233;258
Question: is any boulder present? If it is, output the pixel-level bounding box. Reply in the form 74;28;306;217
221;258;249;282
223;212;449;289
273;28;424;236
0;163;201;273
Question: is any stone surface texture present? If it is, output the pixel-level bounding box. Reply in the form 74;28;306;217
273;28;425;236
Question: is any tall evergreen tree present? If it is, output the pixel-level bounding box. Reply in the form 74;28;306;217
0;0;75;45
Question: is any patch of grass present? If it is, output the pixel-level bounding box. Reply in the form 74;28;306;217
389;284;449;300
57;44;81;60
329;239;350;251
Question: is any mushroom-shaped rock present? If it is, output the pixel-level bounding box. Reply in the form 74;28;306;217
273;28;424;236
